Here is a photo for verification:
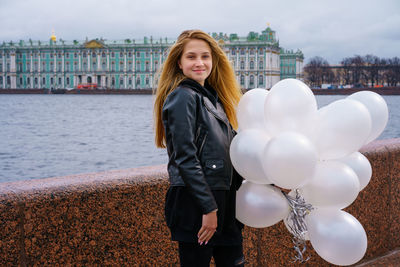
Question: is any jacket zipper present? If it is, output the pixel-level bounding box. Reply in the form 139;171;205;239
204;103;233;186
198;132;207;156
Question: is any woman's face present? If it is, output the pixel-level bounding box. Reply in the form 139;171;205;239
178;39;212;86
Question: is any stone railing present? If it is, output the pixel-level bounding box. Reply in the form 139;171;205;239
0;139;399;266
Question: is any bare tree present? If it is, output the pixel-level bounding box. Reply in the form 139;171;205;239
304;56;333;87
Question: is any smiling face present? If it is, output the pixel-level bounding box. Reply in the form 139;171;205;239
178;39;212;86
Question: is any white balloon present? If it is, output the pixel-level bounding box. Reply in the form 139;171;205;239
230;129;271;184
337;152;372;191
299;161;360;209
236;181;290;228
348;91;389;144
237;88;269;131
263;132;318;189
306;209;367;266
264;78;317;137
312;99;372;160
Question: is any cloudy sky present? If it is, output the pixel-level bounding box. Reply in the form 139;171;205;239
0;0;399;64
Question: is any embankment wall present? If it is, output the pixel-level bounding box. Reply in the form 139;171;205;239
0;139;399;266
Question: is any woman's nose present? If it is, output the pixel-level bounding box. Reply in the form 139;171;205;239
194;58;204;66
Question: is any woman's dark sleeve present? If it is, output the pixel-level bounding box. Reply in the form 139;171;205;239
163;88;218;214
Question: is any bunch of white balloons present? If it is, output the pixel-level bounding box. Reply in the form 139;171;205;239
231;78;389;266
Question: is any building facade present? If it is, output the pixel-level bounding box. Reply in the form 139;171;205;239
0;27;303;90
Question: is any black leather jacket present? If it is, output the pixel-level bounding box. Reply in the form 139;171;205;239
162;79;239;214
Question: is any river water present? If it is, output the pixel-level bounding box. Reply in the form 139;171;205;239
0;94;399;183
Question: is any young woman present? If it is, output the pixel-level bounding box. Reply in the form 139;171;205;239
154;30;245;266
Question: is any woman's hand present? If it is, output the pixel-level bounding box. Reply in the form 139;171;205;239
197;210;217;245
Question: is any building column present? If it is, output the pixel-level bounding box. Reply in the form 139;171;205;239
97;52;101;71
124;50;127;72
255;48;258;70
78;52;81;72
88;52;91;72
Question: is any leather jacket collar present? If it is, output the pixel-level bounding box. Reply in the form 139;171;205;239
179;79;229;125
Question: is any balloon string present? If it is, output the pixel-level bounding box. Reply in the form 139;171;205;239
281;189;313;263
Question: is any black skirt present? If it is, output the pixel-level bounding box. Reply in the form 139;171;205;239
164;177;243;246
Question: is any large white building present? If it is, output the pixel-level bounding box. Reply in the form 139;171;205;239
0;27;303;90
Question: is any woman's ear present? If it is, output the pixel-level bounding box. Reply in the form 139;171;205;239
178;60;182;70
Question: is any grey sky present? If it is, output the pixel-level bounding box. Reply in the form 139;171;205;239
0;0;399;64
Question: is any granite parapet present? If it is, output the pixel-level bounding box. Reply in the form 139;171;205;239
0;139;399;266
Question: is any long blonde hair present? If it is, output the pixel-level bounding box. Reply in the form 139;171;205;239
154;30;242;148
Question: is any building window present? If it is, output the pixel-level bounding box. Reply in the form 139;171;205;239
145;61;149;71
259;48;263;54
136;52;140;57
129;78;132;85
50;53;54;59
120;78;123;85
58;62;62;72
50;77;54;85
7;63;10;71
58;77;62;84
19;77;23;85
120;61;124;71
74;53;78;58
259;61;263;70
42;62;46;72
102;52;106;58
146;51;149;57
240;61;244;70
154;61;158;71
146;76;149;85
27;77;30;85
250;75;254;86
240;75;244;85
83;62;87;71
0;64;2;72
18;63;22;72
66;52;69;58
112;77;115;86
34;77;38;85
240;49;245;55
136;61;141;71
27;62;30;72
128;52;132;57
111;62;115;71
92;61;97;71
231;49;236;55
92;52;96;57
34;62;38;71
259;75;263;85
250;61;254;70
128;62;133;71
7;76;11;84
250;49;255;55
50;62;54;71
83;52;87;58
74;62;78;71
66;77;70;85
136;77;140;85
66;62;70;71
42;77;45;85
102;61;106;71
111;52;115;58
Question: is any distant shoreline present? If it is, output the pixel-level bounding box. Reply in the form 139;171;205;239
1;87;399;95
